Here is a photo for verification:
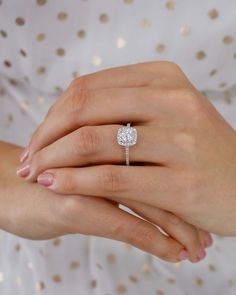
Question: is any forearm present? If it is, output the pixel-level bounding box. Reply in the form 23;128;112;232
0;141;23;229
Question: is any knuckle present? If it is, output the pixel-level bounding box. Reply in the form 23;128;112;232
173;129;197;154
76;127;100;155
72;75;89;90
127;225;155;249
166;212;183;226
58;197;84;231
66;77;91;117
175;170;199;213
57;171;77;194
99;166;123;193
177;88;202;115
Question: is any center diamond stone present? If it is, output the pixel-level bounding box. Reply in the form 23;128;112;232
117;126;137;146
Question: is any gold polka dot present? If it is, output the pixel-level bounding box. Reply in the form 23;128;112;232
116;37;126;48
90;279;97;288
0;30;7;38
56;48;65;57
218;82;227;88
91;55;102;66
140;18;152;28
35;281;46;291
15;276;22;286
52;274;62;283
27;261;34;269
173;262;181;268
116;284;127;293
224;90;231;104
106;254;116;263
20;99;30;112
72;71;80;78
55;86;63;93
4;113;13;127
208;9;219;19
180;25;191;36
156;290;166;295
15;17;25;26
194;277;203;286
57;11;67;21
167;278;176;284
15;243;21;251
99;13;109;23
19;49;27;57
123;0;134;4
228;279;235;287
156;43;166;53
70;260;80;270
52;238;61;246
4;60;12;67
37;96;46;105
36;0;47;5
0;272;5;282
123;243;133;250
141;263;152;274
234;53;236;59
223;35;234;45
209;68;218;76
208;264;216;272
77;30;86;38
129;275;138;283
37;33;46;42
37;67;46;75
196;51;206;60
9;78;17;86
166;1;176;10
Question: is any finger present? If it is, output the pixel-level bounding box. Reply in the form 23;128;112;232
36;166;176;212
27;86;158;159
197;228;213;248
27;75;191;162
23;124;177;182
113;197;205;263
62;194;188;263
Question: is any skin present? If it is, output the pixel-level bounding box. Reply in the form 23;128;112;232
0;141;210;263
17;61;236;236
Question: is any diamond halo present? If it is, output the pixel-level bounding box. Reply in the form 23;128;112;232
117;123;137;165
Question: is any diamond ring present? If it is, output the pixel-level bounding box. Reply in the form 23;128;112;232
117;123;137;166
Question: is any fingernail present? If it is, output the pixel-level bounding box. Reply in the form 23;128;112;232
37;173;54;187
197;247;206;260
178;250;189;261
204;233;213;248
20;147;29;163
16;163;30;177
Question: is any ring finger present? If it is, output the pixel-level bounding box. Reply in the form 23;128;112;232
18;124;176;182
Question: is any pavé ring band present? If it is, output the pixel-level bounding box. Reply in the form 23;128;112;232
117;123;137;166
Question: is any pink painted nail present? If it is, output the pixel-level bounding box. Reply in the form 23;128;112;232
197;247;206;260
16;164;30;177
178;250;189;261
20;147;29;163
204;233;213;248
37;173;54;187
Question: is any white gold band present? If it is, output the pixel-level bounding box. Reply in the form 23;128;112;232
117;123;137;166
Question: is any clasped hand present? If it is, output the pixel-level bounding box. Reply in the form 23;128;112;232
16;61;236;263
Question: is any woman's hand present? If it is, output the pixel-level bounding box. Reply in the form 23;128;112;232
18;61;236;236
0;141;210;263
